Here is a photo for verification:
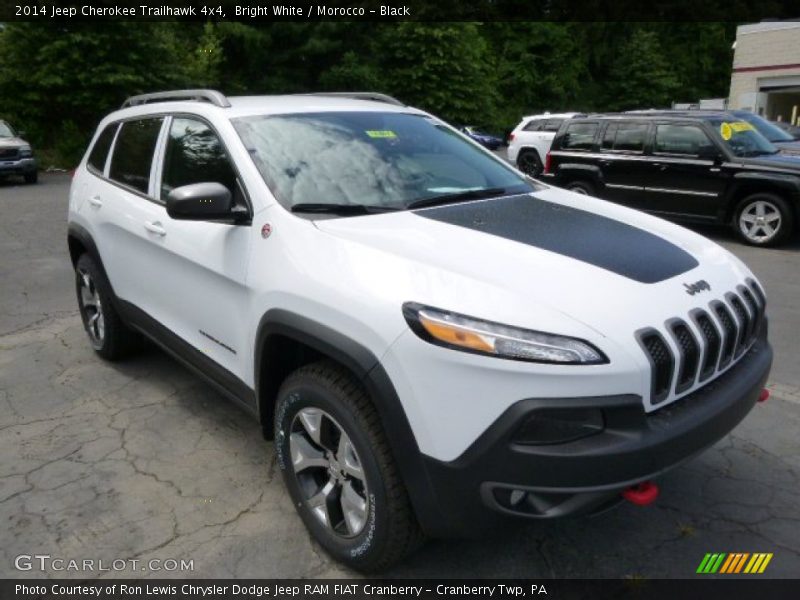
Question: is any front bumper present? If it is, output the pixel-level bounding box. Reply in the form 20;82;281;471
417;333;771;535
0;157;37;175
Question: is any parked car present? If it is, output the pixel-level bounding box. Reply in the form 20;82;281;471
772;120;800;140
507;112;585;176
69;90;772;571
458;125;504;150
628;109;800;156
544;112;800;246
0;119;38;184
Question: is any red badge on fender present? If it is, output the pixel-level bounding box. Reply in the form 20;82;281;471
261;223;272;239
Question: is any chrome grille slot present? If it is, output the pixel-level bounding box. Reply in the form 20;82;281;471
669;319;700;393
638;329;674;405
691;309;721;381
727;293;751;357
712;300;738;368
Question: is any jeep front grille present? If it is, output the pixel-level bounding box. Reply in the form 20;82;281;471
0;148;19;160
637;278;765;408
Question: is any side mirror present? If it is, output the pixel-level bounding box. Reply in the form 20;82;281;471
698;145;722;162
166;182;234;221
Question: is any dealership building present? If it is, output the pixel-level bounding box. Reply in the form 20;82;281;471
728;21;800;124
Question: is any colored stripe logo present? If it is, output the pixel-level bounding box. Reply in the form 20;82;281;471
697;553;773;574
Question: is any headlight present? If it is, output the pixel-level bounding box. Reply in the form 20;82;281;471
19;146;32;157
403;303;607;365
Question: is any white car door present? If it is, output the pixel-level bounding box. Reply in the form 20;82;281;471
144;115;253;384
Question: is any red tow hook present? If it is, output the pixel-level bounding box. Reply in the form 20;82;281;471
758;388;770;403
622;481;659;506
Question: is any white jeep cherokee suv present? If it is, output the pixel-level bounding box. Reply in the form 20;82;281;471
507;112;584;177
68;90;772;571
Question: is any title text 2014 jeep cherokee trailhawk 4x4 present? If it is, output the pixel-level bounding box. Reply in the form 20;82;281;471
68;90;773;571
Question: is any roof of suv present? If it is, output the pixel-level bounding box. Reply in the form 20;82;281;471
522;112;583;121
576;111;732;122
111;91;423;122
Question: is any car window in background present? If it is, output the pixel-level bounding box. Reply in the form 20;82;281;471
87;123;119;173
233;112;530;210
709;118;778;157
602;122;648;152
736;112;795;143
654;124;713;156
108;118;163;194
161;117;237;200
561;122;599;150
0;121;15;137
543;119;564;132
523;120;543;132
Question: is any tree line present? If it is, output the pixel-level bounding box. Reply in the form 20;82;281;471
0;22;737;166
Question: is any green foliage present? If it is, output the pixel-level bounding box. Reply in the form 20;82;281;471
605;29;680;111
0;21;738;167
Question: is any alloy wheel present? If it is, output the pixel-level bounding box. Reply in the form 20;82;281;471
517;153;541;177
289;407;369;537
739;200;782;244
77;268;104;347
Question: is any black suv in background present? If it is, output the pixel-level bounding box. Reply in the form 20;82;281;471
543;112;800;246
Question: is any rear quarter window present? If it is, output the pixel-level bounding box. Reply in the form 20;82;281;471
87;123;119;174
108;118;164;195
523;120;543;132
560;122;599;150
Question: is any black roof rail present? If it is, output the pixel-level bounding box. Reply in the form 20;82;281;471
299;92;405;106
121;89;231;109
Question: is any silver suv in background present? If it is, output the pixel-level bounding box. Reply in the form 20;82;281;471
0;120;38;184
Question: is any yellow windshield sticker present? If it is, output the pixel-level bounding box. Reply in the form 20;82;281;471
721;121;754;140
366;130;397;139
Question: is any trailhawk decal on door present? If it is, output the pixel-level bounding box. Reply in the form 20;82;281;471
414;194;699;284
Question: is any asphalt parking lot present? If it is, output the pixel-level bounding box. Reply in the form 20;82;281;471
1;173;799;579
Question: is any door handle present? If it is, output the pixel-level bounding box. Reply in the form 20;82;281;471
88;196;103;208
143;221;167;236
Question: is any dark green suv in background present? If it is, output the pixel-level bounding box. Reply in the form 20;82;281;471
0;120;38;184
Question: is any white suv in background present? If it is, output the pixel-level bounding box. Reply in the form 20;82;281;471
68;90;772;571
507;112;584;176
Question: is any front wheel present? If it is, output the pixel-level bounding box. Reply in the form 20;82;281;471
734;193;794;247
24;171;38;184
274;360;423;572
565;180;596;196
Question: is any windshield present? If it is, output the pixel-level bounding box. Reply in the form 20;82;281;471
709;118;778;157
0;121;15;138
735;112;795;143
232;112;530;212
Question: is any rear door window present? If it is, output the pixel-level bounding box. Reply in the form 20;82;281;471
108;118;164;194
602;122;649;153
543;118;564;132
561;122;599;150
87;123;119;174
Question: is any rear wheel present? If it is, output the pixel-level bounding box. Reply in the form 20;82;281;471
734;193;794;247
565;180;595;196
274;360;423;572
75;254;140;360
516;150;543;177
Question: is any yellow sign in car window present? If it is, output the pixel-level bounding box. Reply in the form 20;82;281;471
720;121;754;140
366;130;397;139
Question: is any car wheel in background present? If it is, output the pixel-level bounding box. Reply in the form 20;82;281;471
735;193;794;247
516;150;543;177
566;180;596;196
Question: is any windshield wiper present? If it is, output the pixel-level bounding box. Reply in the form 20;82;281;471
406;187;508;210
290;203;400;215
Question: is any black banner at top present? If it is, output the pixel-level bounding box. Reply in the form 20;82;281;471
2;0;800;22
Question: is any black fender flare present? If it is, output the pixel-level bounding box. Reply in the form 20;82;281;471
723;171;800;220
253;309;449;536
556;162;604;188
67;223;122;312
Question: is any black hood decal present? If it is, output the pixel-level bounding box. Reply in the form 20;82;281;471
415;194;698;284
